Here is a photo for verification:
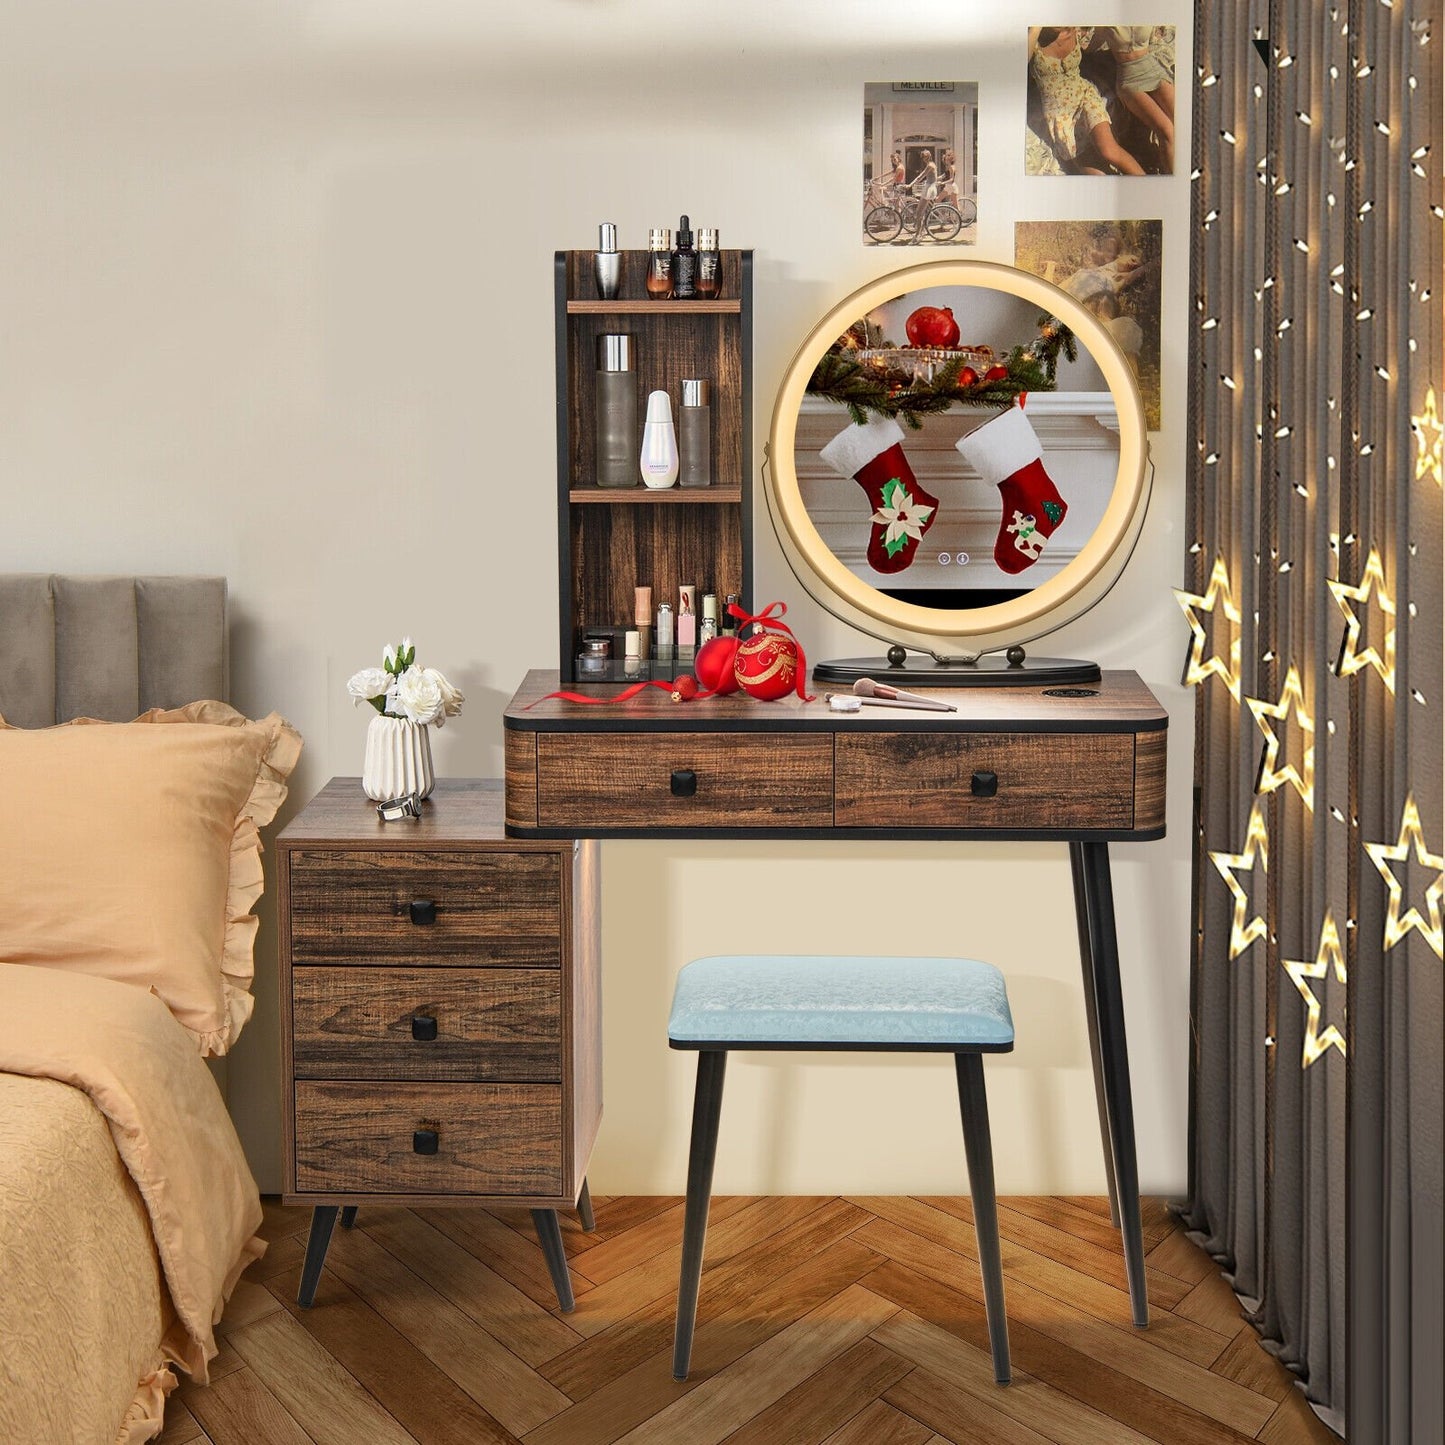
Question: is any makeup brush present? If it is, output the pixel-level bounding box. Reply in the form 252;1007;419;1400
853;678;958;712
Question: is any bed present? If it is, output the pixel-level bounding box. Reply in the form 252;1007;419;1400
0;575;299;1444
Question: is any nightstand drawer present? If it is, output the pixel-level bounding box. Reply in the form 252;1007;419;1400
835;731;1136;831
289;850;561;966
536;732;834;829
295;1081;563;1195
292;967;561;1081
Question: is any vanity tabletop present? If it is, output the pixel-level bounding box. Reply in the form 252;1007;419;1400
503;668;1168;735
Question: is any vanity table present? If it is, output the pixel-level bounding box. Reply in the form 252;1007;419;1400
503;666;1167;1327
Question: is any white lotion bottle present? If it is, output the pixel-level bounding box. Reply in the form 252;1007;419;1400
639;389;679;488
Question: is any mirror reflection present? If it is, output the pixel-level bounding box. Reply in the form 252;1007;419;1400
796;284;1122;610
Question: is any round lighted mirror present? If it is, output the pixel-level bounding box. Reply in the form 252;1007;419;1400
767;260;1150;662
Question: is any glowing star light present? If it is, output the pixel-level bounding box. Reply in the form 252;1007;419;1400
1364;793;1444;958
1328;546;1396;692
1412;386;1443;486
1283;911;1347;1067
1210;802;1269;958
1246;664;1315;809
1175;557;1242;699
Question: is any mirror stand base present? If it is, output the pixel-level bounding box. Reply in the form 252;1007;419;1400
811;652;1102;688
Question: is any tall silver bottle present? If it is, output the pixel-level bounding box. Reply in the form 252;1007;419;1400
678;379;712;487
595;334;638;488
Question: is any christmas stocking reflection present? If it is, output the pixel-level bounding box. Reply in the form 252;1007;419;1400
955;403;1068;575
818;415;939;574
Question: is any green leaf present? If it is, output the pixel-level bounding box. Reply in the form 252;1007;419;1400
884;531;908;558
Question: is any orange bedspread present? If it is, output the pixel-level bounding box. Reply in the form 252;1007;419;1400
0;965;265;1443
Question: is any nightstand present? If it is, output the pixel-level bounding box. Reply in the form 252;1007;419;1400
276;777;600;1311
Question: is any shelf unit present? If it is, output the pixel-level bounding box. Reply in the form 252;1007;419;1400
554;248;753;684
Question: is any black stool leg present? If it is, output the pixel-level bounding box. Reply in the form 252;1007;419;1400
1080;840;1149;1327
531;1209;575;1312
298;1206;339;1309
1070;841;1121;1229
673;1049;728;1381
955;1054;1010;1384
339;1206;358;1230
577;1177;596;1233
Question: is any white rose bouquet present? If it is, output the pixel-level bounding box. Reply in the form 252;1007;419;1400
347;638;465;727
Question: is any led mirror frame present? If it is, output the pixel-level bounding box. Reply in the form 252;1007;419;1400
766;259;1150;656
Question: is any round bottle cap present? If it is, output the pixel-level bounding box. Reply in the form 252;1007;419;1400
649;228;672;250
598;222;618;252
597;334;633;371
644;390;673;423
696;228;718;250
681;379;711;407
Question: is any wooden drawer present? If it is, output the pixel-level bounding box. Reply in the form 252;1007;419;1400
288;850;561;966
536;732;834;829
292;967;561;1082
294;1081;563;1195
835;731;1135;830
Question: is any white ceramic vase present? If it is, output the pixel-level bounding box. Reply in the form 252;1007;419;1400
361;714;435;801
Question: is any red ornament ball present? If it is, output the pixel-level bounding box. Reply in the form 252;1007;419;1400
694;636;740;694
905;305;961;348
984;364;1010;383
733;632;800;701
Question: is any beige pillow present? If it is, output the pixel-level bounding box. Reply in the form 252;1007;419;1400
0;701;302;1055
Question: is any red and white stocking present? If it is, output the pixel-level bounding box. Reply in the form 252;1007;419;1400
955;404;1067;575
819;415;939;574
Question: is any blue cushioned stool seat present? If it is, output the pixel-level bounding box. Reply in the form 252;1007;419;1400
668;954;1015;1052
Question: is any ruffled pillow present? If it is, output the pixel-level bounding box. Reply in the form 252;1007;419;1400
0;702;302;1054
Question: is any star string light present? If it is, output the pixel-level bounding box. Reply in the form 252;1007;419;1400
1363;793;1444;957
1412;385;1443;485
1327;545;1397;692
1283;911;1347;1068
1175;557;1242;699
1246;664;1315;809
1210;802;1269;958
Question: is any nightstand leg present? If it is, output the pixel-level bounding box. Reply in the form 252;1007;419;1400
298;1206;340;1309
577;1177;596;1233
339;1206;358;1230
1070;841;1121;1229
1078;841;1149;1327
532;1209;575;1312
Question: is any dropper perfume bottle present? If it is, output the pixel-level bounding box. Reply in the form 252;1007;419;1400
671;216;697;300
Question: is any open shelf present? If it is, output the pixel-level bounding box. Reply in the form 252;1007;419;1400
568;487;743;505
566;299;743;316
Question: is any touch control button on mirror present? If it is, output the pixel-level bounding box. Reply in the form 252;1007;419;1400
971;770;999;798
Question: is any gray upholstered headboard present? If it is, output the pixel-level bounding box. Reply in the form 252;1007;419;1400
0;575;229;726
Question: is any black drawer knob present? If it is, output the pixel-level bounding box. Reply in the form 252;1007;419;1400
412;1128;439;1156
670;769;698;798
411;1014;438;1042
971;770;999;798
407;899;438;926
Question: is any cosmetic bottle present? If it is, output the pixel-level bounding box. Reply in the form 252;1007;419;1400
656;602;675;663
700;593;719;646
722;593;740;635
635;586;653;661
624;629;641;677
695;228;721;299
671;216;697;300
678;379;712;487
595;335;638;488
676;584;697;662
595;222;620;300
639;390;679;488
645;229;673;298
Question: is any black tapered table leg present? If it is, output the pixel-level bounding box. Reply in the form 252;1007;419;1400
298;1206;339;1308
955;1053;1011;1384
1070;841;1121;1229
531;1209;575;1312
673;1049;728;1381
1079;841;1149;1327
577;1177;596;1233
339;1206;358;1230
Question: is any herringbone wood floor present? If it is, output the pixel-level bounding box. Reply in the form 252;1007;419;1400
158;1196;1337;1445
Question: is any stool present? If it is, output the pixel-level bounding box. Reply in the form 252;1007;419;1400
667;954;1013;1384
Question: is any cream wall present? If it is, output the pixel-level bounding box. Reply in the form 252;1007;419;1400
0;1;1194;1194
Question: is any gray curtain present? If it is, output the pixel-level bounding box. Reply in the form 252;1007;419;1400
1184;3;1443;1440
